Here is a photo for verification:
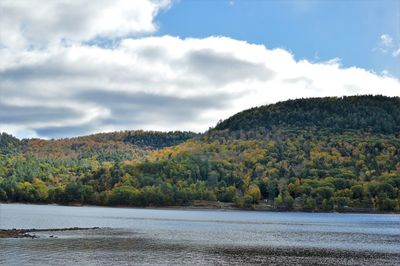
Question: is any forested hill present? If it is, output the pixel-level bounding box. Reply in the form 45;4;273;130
0;130;197;161
214;95;400;134
0;95;399;212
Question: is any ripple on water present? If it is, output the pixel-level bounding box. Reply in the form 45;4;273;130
1;204;399;265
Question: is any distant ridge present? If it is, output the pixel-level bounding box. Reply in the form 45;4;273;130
0;130;197;160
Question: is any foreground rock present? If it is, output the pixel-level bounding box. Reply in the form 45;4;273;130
0;227;100;238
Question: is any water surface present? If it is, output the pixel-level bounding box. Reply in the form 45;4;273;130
1;204;399;265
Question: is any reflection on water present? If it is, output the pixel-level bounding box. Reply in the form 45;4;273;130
1;204;400;265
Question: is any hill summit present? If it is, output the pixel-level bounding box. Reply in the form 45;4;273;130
215;95;400;134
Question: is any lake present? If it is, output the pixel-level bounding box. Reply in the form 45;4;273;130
1;204;399;265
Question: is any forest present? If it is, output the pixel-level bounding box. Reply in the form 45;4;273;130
1;95;399;212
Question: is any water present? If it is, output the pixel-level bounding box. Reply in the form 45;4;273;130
1;204;400;265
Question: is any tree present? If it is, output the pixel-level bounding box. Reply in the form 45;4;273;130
303;197;316;211
275;191;294;210
321;198;334;211
247;184;261;203
0;188;7;201
64;182;92;203
378;196;397;211
351;185;364;200
334;197;349;210
108;186;140;206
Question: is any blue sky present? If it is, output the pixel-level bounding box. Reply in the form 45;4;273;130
158;0;399;77
0;0;399;138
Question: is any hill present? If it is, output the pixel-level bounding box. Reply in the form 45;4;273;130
214;95;400;134
0;95;399;212
0;130;197;161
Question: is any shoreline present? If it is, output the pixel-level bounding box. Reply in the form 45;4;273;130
1;201;399;215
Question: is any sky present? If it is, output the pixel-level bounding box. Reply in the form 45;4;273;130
0;0;399;139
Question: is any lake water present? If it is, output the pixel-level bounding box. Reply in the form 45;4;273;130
1;204;399;265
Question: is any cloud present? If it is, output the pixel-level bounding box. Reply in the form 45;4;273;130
2;35;400;138
380;34;393;47
0;0;171;49
76;90;233;127
0;103;81;124
183;49;274;86
0;1;399;139
376;33;399;57
393;48;400;57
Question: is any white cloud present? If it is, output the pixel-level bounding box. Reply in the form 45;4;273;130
0;1;399;138
1;36;400;138
393;48;400;57
376;33;399;57
0;0;171;50
380;34;393;47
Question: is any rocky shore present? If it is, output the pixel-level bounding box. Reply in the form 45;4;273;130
0;227;100;238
